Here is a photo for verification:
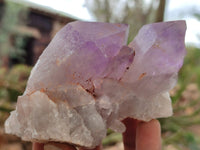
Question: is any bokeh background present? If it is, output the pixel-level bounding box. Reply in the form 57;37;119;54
0;0;200;150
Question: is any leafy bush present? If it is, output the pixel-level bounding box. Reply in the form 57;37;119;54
0;65;31;112
160;46;200;149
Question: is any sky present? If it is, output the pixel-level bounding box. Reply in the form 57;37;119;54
26;0;92;20
24;0;200;47
165;0;200;47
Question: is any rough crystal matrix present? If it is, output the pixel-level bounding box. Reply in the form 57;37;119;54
5;21;186;148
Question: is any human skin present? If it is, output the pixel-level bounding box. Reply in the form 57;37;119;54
32;118;161;150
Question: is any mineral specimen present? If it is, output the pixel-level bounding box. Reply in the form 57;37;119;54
5;21;186;148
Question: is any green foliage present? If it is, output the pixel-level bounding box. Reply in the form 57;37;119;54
0;65;31;113
0;0;29;65
0;106;13;112
103;132;122;146
179;47;200;87
0;64;31;124
160;46;200;149
163;131;199;150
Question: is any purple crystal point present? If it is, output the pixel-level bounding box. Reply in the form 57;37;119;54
25;21;130;94
123;21;186;83
5;21;186;148
121;21;186;98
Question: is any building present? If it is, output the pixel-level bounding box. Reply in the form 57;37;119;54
0;0;77;67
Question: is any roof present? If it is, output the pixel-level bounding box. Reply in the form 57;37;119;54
7;0;82;20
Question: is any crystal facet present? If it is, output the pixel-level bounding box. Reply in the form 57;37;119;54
5;21;186;148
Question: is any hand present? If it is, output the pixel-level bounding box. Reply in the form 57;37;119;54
32;119;161;150
32;142;77;150
122;118;161;150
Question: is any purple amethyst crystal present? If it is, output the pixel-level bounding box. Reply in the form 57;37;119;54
5;21;186;148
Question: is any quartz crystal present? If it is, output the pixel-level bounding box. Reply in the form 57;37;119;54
5;21;186;148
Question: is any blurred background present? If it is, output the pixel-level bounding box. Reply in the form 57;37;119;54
0;0;200;150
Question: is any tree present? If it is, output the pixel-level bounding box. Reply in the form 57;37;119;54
155;0;166;22
85;0;166;41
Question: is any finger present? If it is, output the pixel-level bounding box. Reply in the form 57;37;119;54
136;119;161;150
122;117;139;150
79;145;101;150
45;142;77;150
32;142;44;150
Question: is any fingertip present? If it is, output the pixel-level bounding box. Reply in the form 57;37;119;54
32;142;44;150
136;119;161;150
79;145;101;150
138;119;161;132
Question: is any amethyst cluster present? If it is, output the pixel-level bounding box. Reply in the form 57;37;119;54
5;21;186;148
